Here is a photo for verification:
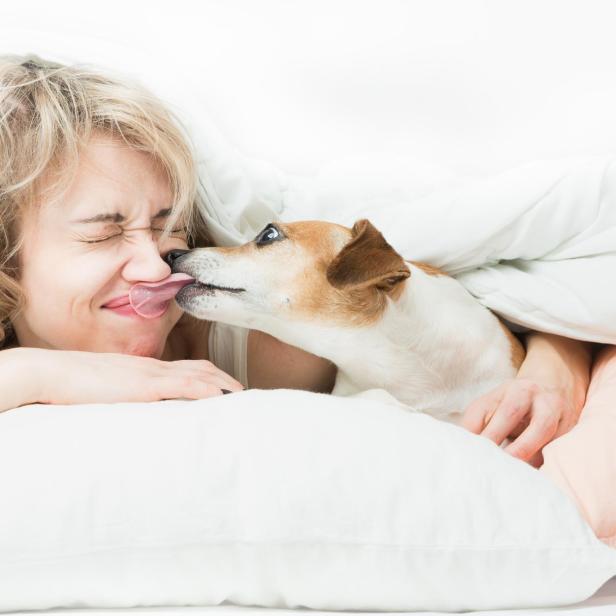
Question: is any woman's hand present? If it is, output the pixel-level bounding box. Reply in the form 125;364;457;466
5;347;243;410
461;332;593;467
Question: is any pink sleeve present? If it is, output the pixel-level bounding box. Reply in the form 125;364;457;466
540;345;616;547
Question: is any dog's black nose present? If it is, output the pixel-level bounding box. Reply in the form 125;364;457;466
164;249;190;268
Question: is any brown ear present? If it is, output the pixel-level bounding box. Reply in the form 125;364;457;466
326;219;410;292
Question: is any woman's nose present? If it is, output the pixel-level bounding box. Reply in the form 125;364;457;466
164;249;190;268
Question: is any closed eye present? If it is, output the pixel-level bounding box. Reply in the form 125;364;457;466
80;234;122;244
153;226;187;236
81;227;187;244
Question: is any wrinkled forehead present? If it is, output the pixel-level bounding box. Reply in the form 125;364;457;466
25;140;174;229
64;140;171;212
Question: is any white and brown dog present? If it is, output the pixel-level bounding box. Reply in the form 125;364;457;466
170;219;524;422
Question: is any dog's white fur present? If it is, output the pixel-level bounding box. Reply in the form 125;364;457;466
172;219;522;423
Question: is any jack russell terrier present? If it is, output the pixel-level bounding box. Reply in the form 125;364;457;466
162;219;525;423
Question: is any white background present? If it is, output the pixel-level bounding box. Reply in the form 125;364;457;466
1;0;616;177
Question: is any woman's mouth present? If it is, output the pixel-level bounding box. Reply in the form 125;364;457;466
104;302;143;318
102;274;195;319
102;296;170;319
103;295;131;308
129;274;195;318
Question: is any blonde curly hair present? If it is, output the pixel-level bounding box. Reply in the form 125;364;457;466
0;55;211;347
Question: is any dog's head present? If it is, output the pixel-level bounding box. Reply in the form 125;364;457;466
171;218;410;329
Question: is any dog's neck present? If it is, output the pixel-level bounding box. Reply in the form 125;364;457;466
253;264;514;414
264;265;441;376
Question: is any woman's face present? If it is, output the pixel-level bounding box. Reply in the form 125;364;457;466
12;135;190;358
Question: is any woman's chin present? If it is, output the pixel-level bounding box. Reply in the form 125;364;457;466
95;306;179;357
121;339;166;358
95;332;169;358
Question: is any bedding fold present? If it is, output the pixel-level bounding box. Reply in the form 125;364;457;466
195;148;616;343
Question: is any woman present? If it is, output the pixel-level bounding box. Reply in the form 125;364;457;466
0;56;611;541
0;55;338;411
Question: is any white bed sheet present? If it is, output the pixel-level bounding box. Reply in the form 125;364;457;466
10;576;616;616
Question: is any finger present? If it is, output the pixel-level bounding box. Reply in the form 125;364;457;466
551;398;581;440
191;371;244;392
171;360;244;392
460;386;506;434
160;378;225;401
526;450;544;469
507;414;531;440
480;386;533;446
190;360;244;390
191;374;244;393
504;397;560;463
551;417;574;442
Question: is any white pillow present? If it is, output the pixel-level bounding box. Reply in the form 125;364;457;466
0;388;614;612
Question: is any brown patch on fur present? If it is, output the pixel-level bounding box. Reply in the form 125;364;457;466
321;219;410;326
327;220;410;291
261;220;410;328
409;261;448;277
250;221;390;328
498;320;526;369
178;219;405;329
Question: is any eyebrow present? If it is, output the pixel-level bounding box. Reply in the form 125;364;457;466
72;207;173;224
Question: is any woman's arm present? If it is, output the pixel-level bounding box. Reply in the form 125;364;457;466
0;348;44;412
0;347;244;413
246;329;593;466
247;330;337;393
461;332;593;466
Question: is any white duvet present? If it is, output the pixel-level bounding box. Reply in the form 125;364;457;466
3;11;616;614
193;125;616;344
5;134;615;612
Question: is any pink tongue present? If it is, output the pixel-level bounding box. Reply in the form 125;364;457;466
129;273;196;318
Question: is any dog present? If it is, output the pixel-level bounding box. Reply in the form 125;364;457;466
169;219;525;423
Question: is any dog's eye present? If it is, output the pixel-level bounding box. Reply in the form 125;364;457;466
254;224;284;246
